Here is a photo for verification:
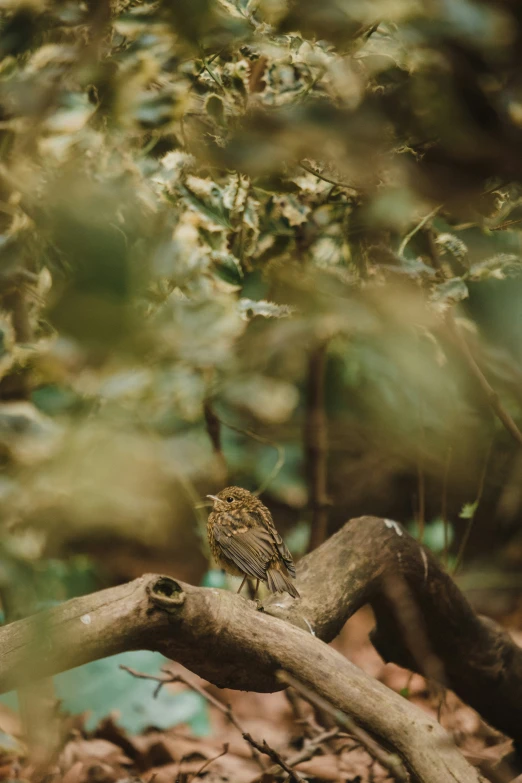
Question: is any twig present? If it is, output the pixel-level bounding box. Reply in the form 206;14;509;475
190;743;229;780
442;445;453;567
203;398;228;482
242;733;305;783
178;46;229;147
215;415;285;497
298;161;358;193
4;289;32;343
277;672;410;783
202;58;225;91
446;312;522;448
305;343;330;551
284;688;321;738
416;396;425;544
398;205;441;258
120;665;265;769
248;727;341;782
234;177;251;265
453;439;492;575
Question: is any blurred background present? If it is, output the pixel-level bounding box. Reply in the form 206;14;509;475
1;0;522;759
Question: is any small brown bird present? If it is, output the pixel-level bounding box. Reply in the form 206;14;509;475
207;486;300;599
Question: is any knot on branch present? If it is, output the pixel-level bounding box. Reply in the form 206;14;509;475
147;576;185;614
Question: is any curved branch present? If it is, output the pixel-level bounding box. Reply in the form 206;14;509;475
0;517;517;781
0;570;482;783
269;516;522;752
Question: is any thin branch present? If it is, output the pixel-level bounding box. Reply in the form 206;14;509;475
277;672;410;783
248;721;340;783
442;445;453;567
120;665;265;769
305;343;330;551
453;439;492;574
235;178;251;265
216;415;285;496
242;733;305;783
190;743;229;780
4;289;32;343
203;398;228;482
298;161;358;193
446;313;522;448
416;396;426;544
398;205;441;258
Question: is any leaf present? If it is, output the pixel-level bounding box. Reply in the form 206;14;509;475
435;233;468;263
201;568;227;588
430;278;469;310
408;518;453;553
205;94;226;125
135;94;178;129
1;651;210;735
31;385;80;415
284;520;311;555
224;374;299;423
238;298;294;319
468;254;521;281
459;501;478;519
272;194;311;226
179;185;233;230
211;252;243;285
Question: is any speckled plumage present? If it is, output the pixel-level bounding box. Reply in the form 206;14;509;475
207;486;300;599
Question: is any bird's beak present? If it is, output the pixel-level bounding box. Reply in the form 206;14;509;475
206;494;219;503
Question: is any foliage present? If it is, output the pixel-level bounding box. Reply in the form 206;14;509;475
2;0;522;725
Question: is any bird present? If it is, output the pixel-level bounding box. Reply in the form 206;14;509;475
207;486;300;599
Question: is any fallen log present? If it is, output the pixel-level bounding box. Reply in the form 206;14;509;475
0;516;516;782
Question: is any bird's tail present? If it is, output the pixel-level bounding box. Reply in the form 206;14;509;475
266;566;300;599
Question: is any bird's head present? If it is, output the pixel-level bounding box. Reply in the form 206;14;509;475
207;486;259;513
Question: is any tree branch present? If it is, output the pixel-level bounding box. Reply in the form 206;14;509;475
0;517;519;780
278;671;409;783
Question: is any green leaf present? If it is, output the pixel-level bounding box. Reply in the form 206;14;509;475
284;520;311;556
212;252;243;285
179;185;233;230
201;568;227;588
408;518;453;553
1;651;210;735
31;385;80;415
459;500;478;519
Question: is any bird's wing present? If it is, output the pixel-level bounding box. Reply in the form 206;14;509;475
212;523;275;581
248;510;296;578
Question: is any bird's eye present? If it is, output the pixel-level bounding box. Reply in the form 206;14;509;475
226;496;234;503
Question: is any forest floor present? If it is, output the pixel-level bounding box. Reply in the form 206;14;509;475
0;605;519;783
